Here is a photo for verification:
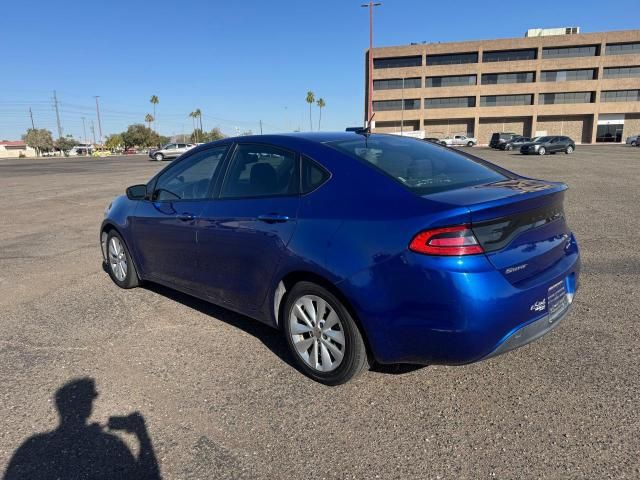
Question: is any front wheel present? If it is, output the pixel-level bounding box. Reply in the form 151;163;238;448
283;282;369;385
565;145;574;154
505;144;513;151
154;153;164;161
631;141;637;147
106;231;139;289
538;147;546;156
466;141;474;147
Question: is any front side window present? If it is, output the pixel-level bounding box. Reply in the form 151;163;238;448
164;144;176;150
327;136;507;195
153;146;227;201
221;144;297;198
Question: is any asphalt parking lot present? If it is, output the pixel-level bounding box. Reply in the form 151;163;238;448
1;145;639;479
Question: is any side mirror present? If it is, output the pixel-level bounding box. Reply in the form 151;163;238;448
126;184;147;200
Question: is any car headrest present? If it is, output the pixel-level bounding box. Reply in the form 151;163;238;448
250;163;277;195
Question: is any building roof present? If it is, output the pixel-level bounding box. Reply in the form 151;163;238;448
0;141;26;147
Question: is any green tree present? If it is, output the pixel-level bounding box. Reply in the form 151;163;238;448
105;133;123;150
22;128;54;156
54;136;76;152
305;91;315;131
121;124;156;148
194;108;203;131
144;113;154;130
208;127;225;141
188;111;199;142
316;98;326;131
149;95;159;131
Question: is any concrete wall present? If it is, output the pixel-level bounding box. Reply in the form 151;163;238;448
0;146;37;158
537;115;592;143
423;119;474;137
478;117;532;144
624;114;640;138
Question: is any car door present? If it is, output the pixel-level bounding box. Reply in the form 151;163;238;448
130;145;228;291
197;142;300;311
549;137;563;152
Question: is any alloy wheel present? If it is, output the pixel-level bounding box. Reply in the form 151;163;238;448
108;236;128;282
288;294;345;373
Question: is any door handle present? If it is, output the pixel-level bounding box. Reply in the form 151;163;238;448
177;213;195;222
257;214;290;223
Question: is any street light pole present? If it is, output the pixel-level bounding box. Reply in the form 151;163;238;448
401;77;405;135
361;2;381;129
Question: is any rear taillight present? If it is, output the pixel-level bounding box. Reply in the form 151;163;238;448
409;225;484;256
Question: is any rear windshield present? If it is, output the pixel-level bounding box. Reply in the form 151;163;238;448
326;135;507;195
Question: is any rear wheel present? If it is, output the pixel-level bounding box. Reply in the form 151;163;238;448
565;145;574;154
106;231;139;289
631;141;637;146
283;282;369;385
538;147;546;156
505;144;513;151
154;153;164;161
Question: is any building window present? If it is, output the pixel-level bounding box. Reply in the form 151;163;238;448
603;66;640;79
373;99;421;111
542;45;598;59
426;75;476;87
540;69;596;82
482;49;537;62
374;56;422;69
424;96;476;109
605;42;640;56
481;72;535;85
425;52;478;66
601;90;640;102
373;78;422;90
539;92;594;104
480;94;533;107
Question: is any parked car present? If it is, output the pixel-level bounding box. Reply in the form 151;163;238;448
423;137;441;144
68;144;94;156
489;132;519;149
440;134;477;147
149;143;195;161
625;135;640;146
520;136;575;155
123;148;138;155
101;132;580;385
499;136;531;151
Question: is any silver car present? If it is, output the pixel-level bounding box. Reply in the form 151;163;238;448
625;135;639;146
149;143;194;161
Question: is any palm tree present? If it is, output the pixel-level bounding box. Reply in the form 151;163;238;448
188;111;198;142
149;95;159;132
305;91;315;131
144;113;154;130
316;98;326;131
194;108;203;132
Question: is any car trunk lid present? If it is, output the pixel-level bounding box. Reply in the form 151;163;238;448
424;179;571;284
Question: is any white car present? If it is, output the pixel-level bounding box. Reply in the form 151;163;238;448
439;135;477;147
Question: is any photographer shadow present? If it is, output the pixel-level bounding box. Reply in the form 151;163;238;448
3;378;161;480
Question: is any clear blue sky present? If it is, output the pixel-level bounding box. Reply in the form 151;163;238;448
0;0;637;141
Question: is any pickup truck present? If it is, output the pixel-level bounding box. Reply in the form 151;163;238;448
439;135;477;147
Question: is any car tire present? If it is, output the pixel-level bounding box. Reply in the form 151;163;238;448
538;147;546;156
631;141;637;146
505;144;512;151
565;145;574;154
154;153;164;161
466;141;474;147
283;281;369;385
105;230;139;289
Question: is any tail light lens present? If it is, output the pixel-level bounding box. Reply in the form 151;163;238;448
409;225;484;256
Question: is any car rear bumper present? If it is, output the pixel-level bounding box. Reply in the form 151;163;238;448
340;235;580;365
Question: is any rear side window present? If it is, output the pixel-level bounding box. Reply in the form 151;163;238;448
327;135;507;195
301;156;330;193
221;144;298;198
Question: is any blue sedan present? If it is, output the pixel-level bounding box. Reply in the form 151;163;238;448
101;132;580;385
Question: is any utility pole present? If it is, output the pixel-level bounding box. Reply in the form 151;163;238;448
94;96;103;145
361;2;381;128
29;108;35;129
81;117;87;145
259;120;263;135
53;90;63;138
90;120;96;145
